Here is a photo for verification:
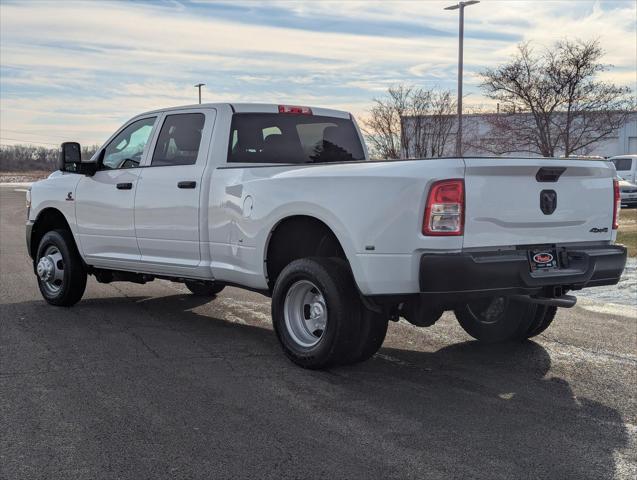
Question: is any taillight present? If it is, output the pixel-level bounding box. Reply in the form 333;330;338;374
278;105;312;115
423;179;464;236
612;179;620;230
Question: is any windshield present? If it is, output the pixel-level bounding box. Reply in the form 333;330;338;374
227;113;365;164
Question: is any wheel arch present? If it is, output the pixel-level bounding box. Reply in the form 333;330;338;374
30;207;77;260
264;214;353;291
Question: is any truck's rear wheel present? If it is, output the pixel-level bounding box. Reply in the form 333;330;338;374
185;280;225;296
322;258;388;364
272;257;361;369
345;308;388;364
35;229;87;307
454;297;538;343
526;306;558;338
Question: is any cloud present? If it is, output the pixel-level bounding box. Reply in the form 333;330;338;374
0;0;635;146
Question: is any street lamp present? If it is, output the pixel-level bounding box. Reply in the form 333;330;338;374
194;83;205;104
445;0;479;157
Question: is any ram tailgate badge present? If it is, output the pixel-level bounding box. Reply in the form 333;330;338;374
540;190;557;215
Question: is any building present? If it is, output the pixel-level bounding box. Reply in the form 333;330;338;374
401;111;637;158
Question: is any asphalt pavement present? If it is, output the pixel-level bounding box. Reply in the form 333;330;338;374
1;185;636;479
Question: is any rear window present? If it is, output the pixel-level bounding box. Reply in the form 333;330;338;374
227;113;365;164
151;113;204;167
612;158;632;171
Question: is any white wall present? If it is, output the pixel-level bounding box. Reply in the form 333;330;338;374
590;113;637;157
402;112;637;158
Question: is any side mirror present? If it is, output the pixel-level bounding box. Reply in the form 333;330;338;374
58;142;81;171
57;142;97;176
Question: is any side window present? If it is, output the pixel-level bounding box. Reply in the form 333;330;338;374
102;117;156;169
151;113;205;166
612;158;632;171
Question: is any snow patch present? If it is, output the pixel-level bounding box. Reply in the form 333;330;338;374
0;182;33;187
576;258;636;309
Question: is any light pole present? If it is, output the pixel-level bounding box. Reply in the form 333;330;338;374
194;83;205;104
444;0;479;157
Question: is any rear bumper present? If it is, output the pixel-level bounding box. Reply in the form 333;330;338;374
419;244;627;300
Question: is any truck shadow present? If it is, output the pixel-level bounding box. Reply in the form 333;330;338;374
345;341;629;479
5;293;629;479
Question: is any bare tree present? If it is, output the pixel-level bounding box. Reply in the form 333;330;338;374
464;110;541;156
550;41;633;156
362;85;410;159
479;39;634;157
0;144;98;171
422;90;456;158
362;85;456;159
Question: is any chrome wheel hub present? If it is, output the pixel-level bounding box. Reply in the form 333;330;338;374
37;246;65;295
283;280;327;348
36;256;54;282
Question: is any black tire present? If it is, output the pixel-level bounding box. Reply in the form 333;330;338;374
35;229;87;307
185;280;225;296
454;297;539;343
323;258;388;365
526;306;558;338
271;257;361;369
345;308;388;364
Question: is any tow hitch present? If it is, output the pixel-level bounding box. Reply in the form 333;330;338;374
512;294;577;308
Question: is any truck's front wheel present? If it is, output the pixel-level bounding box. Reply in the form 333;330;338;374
35;229;87;307
454;297;539;343
272;258;361;369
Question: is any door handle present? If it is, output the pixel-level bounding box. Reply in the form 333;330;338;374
178;181;196;189
116;182;133;190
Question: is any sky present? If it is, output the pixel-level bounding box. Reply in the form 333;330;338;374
1;0;636;147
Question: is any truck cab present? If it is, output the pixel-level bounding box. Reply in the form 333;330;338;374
610;154;637;184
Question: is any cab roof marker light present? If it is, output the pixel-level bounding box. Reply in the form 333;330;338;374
278;105;313;115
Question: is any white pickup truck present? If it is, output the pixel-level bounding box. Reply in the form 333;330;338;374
26;103;627;368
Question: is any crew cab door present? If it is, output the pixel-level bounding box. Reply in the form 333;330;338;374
75;116;158;265
134;108;215;270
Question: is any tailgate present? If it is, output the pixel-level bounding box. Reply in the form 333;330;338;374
463;158;616;248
